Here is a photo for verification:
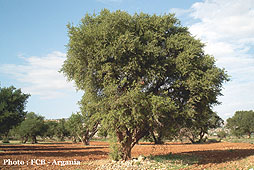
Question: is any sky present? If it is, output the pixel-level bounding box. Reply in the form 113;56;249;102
0;0;253;120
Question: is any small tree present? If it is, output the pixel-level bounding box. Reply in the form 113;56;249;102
226;110;254;138
217;130;227;141
16;112;45;144
55;118;69;141
66;112;99;145
177;112;224;143
0;85;30;142
97;128;108;139
44;121;58;139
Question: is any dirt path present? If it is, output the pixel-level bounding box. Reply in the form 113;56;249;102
0;141;254;169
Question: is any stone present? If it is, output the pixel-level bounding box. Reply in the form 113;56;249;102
138;155;145;161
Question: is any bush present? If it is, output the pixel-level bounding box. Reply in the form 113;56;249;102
109;142;122;161
2;137;9;143
217;130;227;141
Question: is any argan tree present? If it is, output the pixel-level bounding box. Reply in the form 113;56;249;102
226;110;254;138
44;121;58;139
16;112;45;144
178;111;224;143
55;118;69;141
0;85;30;142
61;9;228;160
66;112;99;145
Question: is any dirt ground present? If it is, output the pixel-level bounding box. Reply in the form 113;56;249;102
0;141;254;170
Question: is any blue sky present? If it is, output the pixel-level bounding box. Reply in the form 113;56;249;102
0;0;253;120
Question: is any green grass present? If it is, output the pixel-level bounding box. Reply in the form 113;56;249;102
91;137;109;142
148;153;199;170
224;137;254;144
209;156;254;170
0;140;21;145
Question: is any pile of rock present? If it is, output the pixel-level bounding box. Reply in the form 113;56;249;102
95;156;167;170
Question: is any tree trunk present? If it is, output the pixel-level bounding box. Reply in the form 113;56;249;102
83;137;90;145
22;136;28;144
248;132;251;138
151;131;157;144
151;131;164;144
2;132;9;143
156;131;164;144
197;131;205;143
119;135;132;160
31;136;37;144
188;136;195;144
116;126;150;160
72;136;77;143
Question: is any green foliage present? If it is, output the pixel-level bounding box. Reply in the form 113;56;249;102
97;126;108;138
109;141;122;161
2;137;10;143
16;112;45;143
217;130;228;141
179;112;224;143
149;153;199;169
44;121;58;139
66;113;84;138
55;118;69;141
108;133;123;161
225;137;254;144
0;85;30;139
149;153;199;164
66;112;99;145
226;110;254;138
61;9;228;159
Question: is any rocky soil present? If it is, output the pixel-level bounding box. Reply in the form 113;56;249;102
0;141;254;169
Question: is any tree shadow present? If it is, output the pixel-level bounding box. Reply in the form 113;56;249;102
0;145;106;152
0;144;108;158
152;148;254;165
0;150;108;157
183;148;254;164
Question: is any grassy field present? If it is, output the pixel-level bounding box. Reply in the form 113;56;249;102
224;137;254;144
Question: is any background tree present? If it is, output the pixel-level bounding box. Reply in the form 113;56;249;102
44;121;58;139
66;112;99;145
61;9;228;160
217;130;228;141
55;118;69;141
97;126;108;139
16;112;45;144
178;112;224;143
0;85;30;142
226;110;254;138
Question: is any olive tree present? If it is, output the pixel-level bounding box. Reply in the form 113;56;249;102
61;9;228;160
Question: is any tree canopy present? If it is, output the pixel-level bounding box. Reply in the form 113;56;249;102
55;118;69;141
226;110;254;138
15;112;45;143
0;84;30;139
178;111;224;143
66;112;99;145
61;9;228;160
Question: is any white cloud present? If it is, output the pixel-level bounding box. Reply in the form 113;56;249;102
189;0;254;42
0;51;76;99
174;0;254;119
170;8;191;17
